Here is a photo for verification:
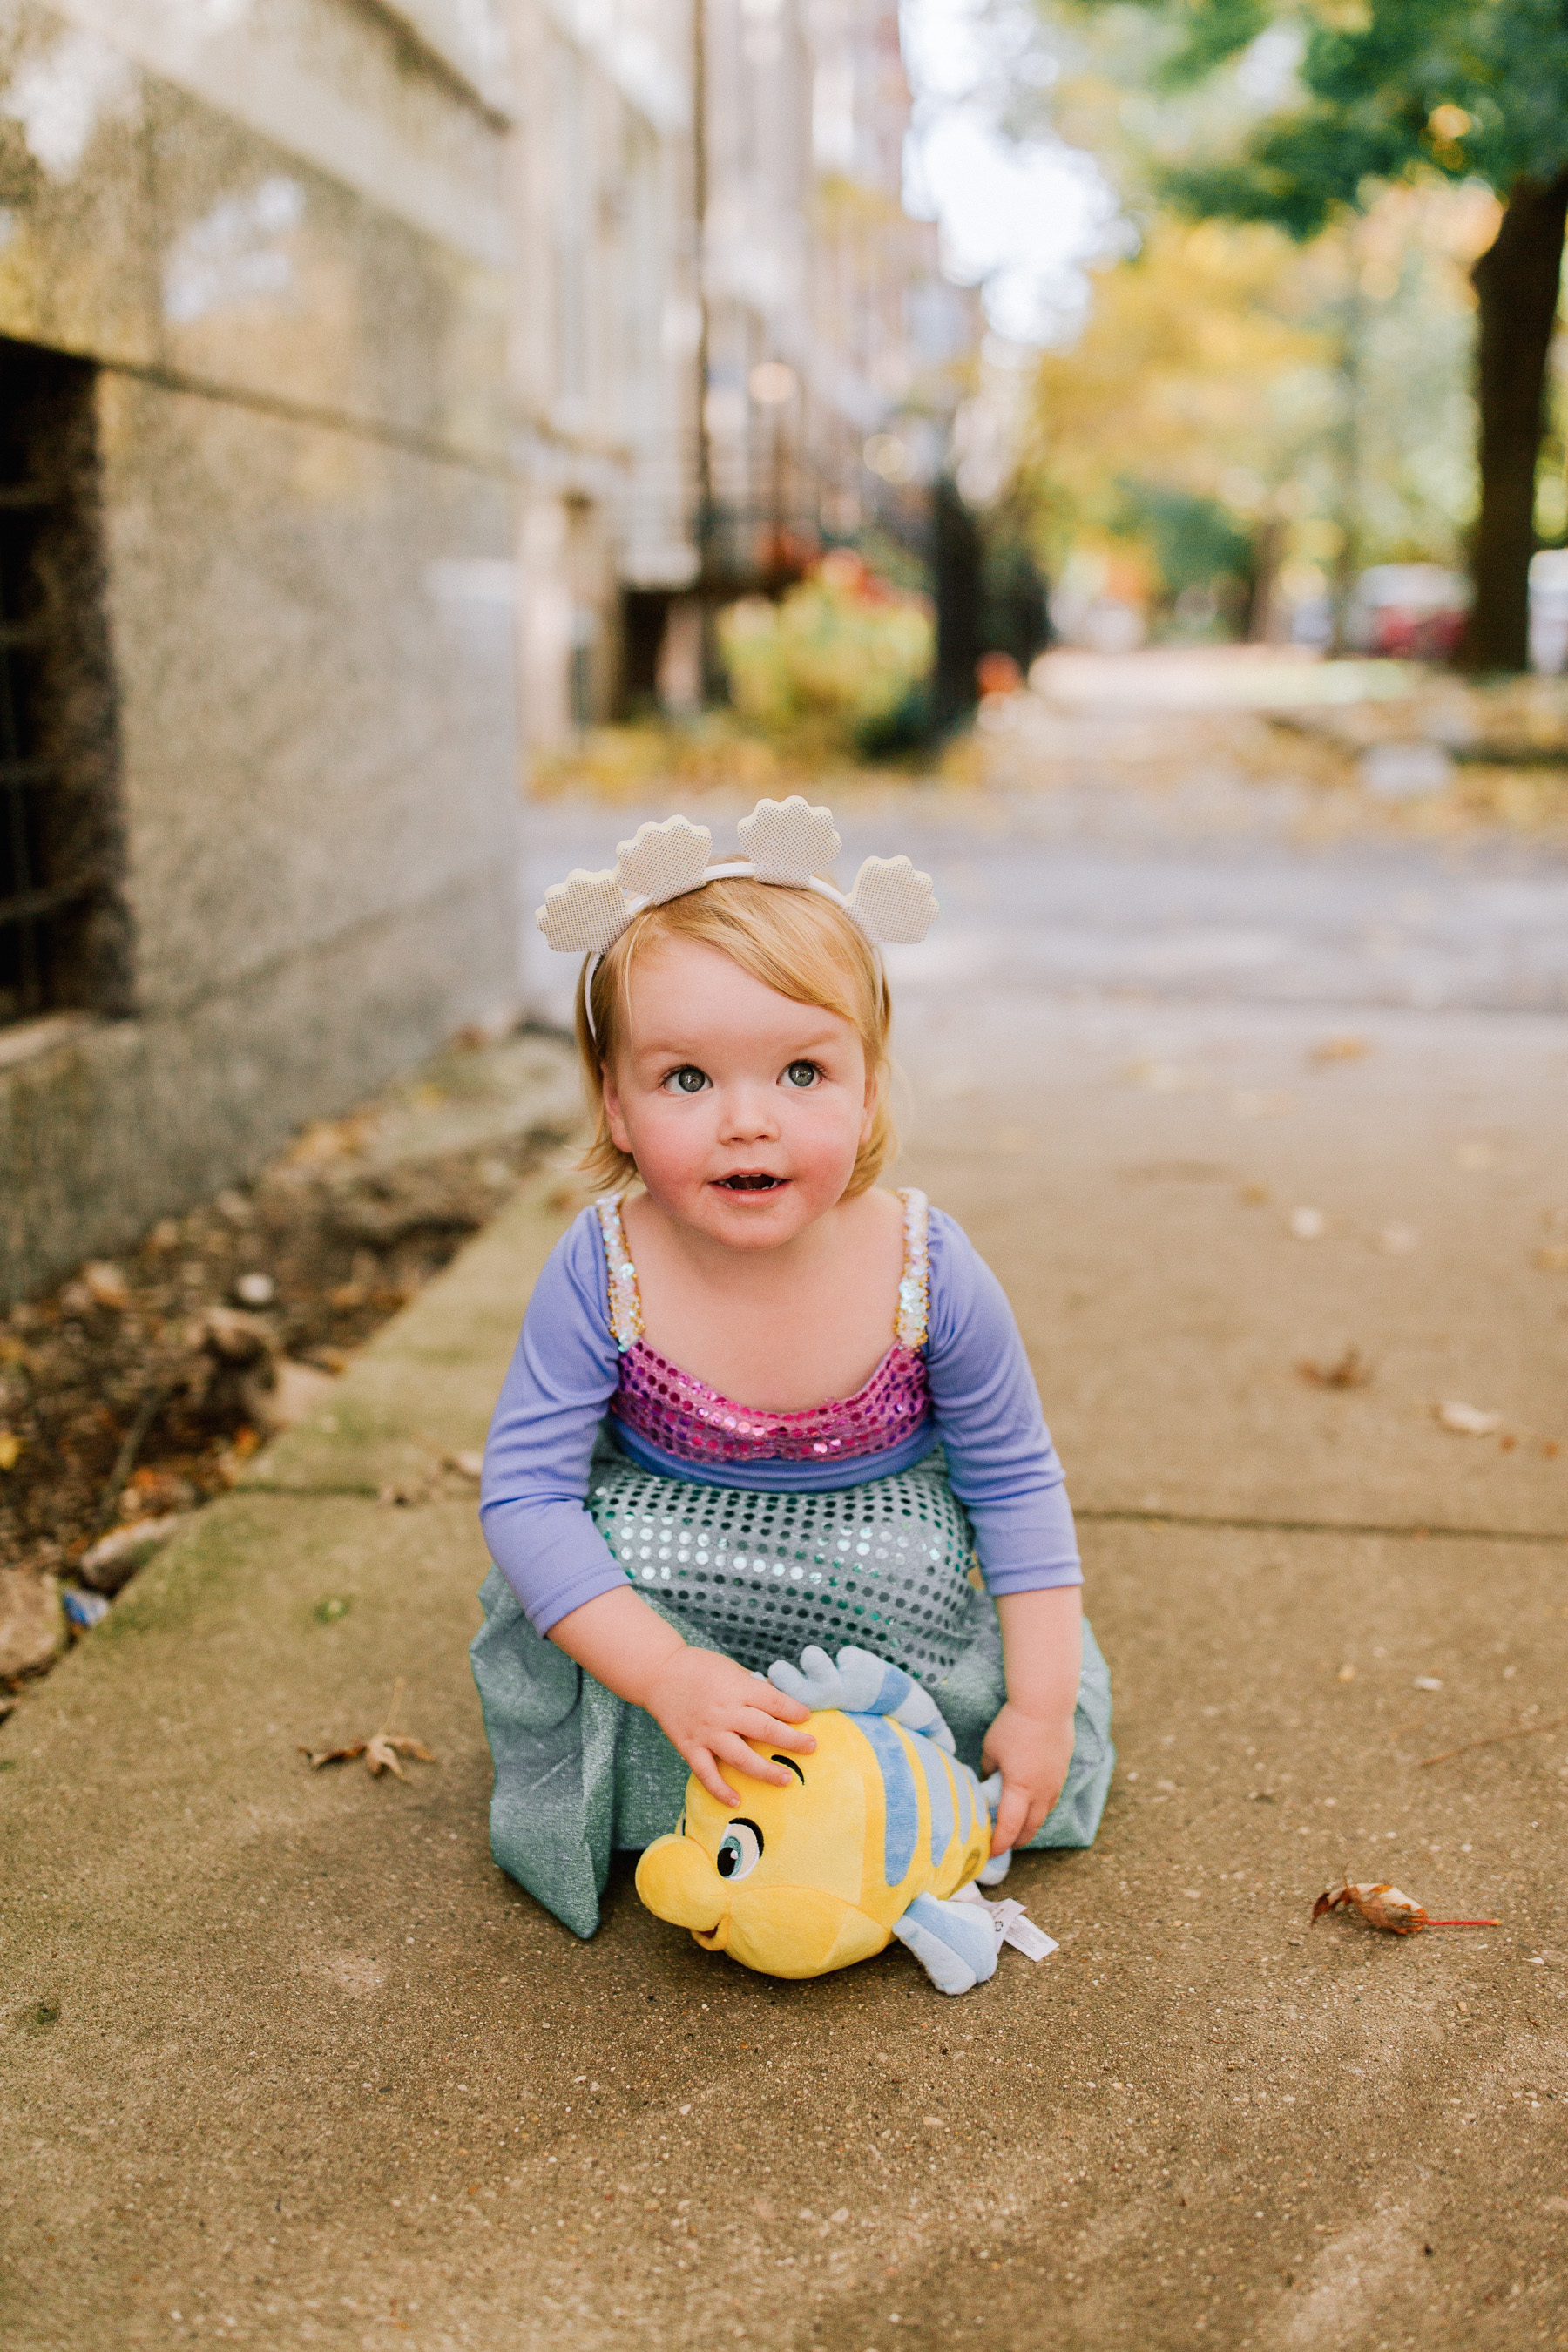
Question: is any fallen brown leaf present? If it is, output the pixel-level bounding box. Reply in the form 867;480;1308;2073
301;1739;368;1769
1311;1880;1497;1936
364;1732;437;1780
298;1680;436;1781
1298;1346;1374;1389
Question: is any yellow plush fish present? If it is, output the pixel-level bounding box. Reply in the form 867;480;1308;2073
635;1646;1011;1994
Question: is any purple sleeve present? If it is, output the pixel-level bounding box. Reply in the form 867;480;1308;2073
478;1207;628;1636
925;1209;1082;1595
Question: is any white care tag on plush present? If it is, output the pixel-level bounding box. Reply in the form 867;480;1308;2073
1001;1915;1057;1963
954;1886;1057;1963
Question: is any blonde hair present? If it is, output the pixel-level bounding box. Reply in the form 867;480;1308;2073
575;877;896;1198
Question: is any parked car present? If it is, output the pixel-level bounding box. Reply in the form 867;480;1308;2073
1347;564;1469;660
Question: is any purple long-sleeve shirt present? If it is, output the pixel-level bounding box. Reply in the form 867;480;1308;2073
479;1204;1081;1636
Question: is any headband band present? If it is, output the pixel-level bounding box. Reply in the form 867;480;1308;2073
535;796;939;958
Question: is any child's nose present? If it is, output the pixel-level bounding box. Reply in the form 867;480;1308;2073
720;1086;780;1139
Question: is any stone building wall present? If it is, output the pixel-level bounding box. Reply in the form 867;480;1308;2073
0;0;522;1302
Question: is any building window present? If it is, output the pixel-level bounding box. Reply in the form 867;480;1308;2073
0;336;129;1031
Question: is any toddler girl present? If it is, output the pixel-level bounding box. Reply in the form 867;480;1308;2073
473;799;1112;1939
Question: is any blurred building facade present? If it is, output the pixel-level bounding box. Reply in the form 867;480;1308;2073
0;0;522;1301
513;0;974;740
0;0;968;1296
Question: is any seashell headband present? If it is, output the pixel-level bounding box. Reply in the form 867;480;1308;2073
535;795;939;959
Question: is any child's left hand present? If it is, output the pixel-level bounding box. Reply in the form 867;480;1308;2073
981;1700;1075;1857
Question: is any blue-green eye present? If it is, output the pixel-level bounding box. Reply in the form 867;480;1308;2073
783;1061;819;1089
716;1820;763;1880
665;1066;709;1094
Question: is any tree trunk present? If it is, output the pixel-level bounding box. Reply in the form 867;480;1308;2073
1466;170;1568;672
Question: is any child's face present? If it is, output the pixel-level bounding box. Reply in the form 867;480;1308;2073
601;936;877;1248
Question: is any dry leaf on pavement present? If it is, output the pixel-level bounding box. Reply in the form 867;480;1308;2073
1299;1346;1374;1389
1312;1880;1497;1936
301;1737;369;1768
299;1679;436;1781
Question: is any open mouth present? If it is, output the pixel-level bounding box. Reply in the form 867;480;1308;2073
693;1923;725;1948
715;1173;785;1192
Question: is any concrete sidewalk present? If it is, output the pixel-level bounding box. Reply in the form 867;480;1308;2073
3;1000;1567;2352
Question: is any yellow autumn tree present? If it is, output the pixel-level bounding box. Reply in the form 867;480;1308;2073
1017;184;1489;633
1023;215;1334;564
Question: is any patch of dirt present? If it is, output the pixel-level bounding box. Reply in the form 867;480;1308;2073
0;1025;580;1683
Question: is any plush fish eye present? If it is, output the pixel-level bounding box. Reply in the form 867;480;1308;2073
715;1819;763;1880
783;1060;819;1089
665;1065;710;1095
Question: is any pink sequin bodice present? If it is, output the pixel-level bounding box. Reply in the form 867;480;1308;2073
595;1191;931;1470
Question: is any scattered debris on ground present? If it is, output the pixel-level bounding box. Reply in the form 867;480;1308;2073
0;1027;579;1689
299;1678;436;1780
1436;1399;1503;1436
1298;1345;1375;1389
1312;1880;1498;1935
1421;1712;1568;1768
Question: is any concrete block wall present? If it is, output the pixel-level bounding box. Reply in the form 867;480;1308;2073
0;0;523;1301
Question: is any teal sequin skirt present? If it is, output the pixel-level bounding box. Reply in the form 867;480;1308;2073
470;1433;1114;1939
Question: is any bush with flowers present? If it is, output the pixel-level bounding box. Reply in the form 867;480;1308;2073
718;552;933;753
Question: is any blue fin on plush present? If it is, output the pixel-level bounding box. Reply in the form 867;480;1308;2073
890;1891;999;1995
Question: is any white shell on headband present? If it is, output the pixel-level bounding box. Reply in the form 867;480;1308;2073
533;796;937;952
844;854;941;944
736;796;841;882
615;814;713;903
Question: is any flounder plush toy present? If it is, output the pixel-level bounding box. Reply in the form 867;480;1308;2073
634;1646;1019;1996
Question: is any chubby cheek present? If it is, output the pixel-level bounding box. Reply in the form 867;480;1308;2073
616;1095;720;1196
775;1101;863;1199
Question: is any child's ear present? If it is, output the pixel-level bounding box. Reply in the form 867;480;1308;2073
601;1066;633;1155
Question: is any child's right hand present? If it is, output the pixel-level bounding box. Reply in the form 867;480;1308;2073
547;1586;814;1805
644;1645;814;1807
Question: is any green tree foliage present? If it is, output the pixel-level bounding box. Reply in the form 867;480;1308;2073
718;554;934;754
1073;0;1568;668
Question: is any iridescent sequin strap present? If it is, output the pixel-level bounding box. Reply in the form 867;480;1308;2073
598;1186;929;1355
594;1194;644;1350
894;1187;930;1348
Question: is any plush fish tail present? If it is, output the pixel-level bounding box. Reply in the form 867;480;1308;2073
891;1891;998;1996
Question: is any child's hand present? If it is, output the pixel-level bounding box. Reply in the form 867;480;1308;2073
981;1700;1074;1857
645;1646;815;1808
549;1590;814;1807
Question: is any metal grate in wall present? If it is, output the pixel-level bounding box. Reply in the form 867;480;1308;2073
0;336;128;1032
0;479;69;1024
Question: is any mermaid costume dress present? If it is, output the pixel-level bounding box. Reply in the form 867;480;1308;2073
471;1189;1113;1939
